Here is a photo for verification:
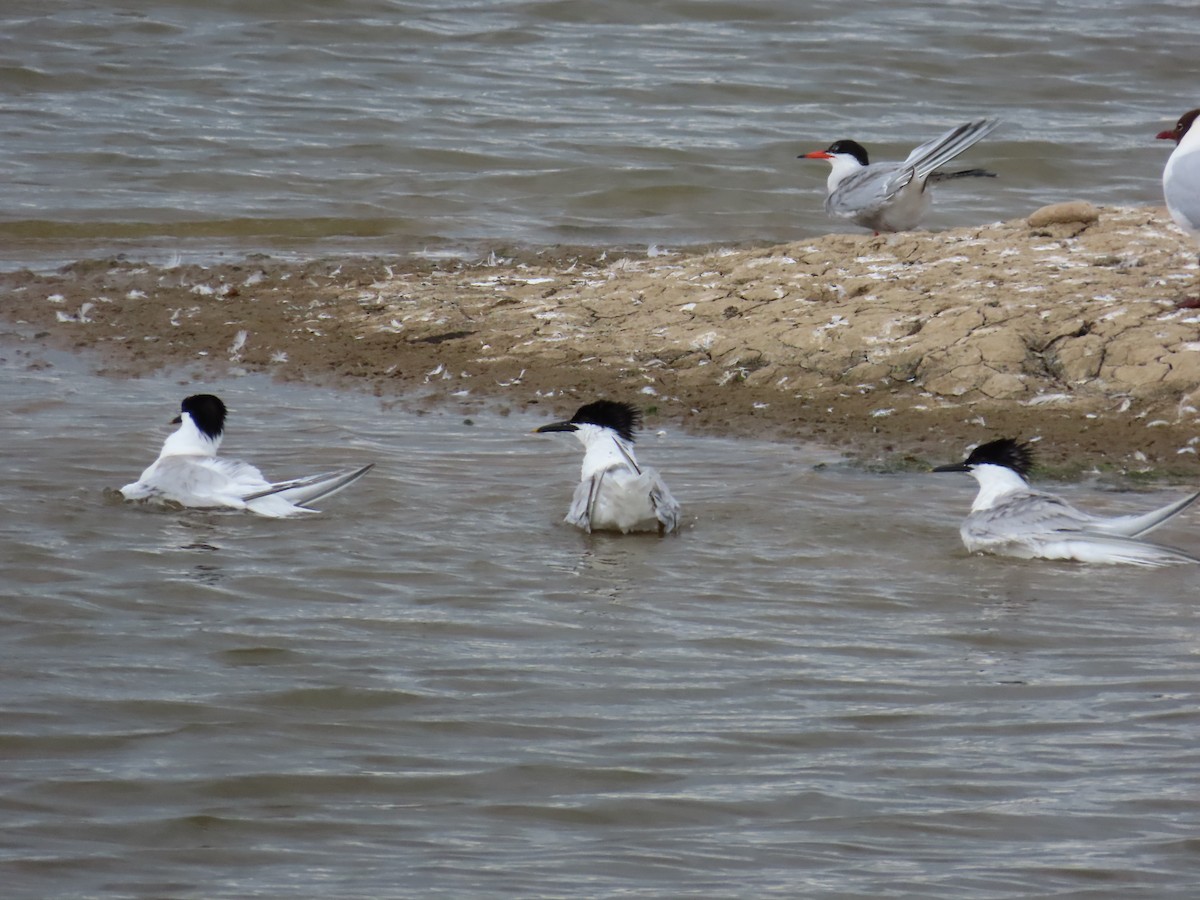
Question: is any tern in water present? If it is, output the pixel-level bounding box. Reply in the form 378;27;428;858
120;393;373;517
1156;107;1200;307
801;118;999;233
933;437;1200;567
534;400;681;534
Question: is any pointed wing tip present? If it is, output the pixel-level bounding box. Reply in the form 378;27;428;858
246;461;375;507
1070;532;1200;567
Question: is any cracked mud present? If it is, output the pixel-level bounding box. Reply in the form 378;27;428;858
4;203;1200;477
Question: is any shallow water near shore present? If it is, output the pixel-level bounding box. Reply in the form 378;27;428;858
3;339;1200;898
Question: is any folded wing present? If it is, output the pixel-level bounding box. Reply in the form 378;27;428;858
1032;533;1200;568
565;465;680;534
965;488;1199;566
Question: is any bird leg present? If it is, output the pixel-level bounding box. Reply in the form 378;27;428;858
1177;254;1200;310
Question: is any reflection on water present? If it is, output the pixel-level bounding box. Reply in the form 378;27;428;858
558;535;670;605
2;338;1199;898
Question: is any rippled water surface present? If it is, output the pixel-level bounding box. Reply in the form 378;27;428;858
3;338;1200;897
2;0;1198;267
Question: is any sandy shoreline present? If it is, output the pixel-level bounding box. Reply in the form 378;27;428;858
3;203;1200;478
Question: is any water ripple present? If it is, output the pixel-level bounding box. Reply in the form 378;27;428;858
2;349;1200;894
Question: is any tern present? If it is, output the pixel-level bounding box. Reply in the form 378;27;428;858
801;117;999;233
534;400;681;534
1156;107;1200;306
933;437;1200;566
120;393;373;517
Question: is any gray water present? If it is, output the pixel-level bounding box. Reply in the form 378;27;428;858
2;336;1200;898
2;0;1199;269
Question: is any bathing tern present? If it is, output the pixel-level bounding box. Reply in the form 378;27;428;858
801;118;999;233
120;393;372;517
934;437;1200;567
534;400;680;534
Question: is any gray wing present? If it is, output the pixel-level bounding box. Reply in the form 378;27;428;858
1085;489;1200;538
967;487;1200;564
246;464;374;506
644;467;681;534
565;473;600;532
964;489;1200;566
202;457;271;490
1031;533;1200;568
965;490;1094;543
827;165;903;221
241;464;374;517
129;455;269;506
889;118;1000;196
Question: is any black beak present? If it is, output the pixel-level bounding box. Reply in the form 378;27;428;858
932;461;970;473
534;421;578;434
171;415;182;424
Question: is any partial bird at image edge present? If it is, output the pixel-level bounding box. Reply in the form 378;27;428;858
933;437;1200;567
1156;106;1200;308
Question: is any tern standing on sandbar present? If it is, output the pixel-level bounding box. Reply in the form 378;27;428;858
801;117;1000;233
120;393;373;517
934;438;1200;567
535;400;681;535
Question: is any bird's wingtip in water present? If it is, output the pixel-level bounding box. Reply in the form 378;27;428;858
535;400;681;535
801;117;1000;234
934;437;1200;566
120;393;372;518
1156;107;1200;308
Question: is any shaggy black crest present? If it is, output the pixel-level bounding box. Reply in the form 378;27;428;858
965;437;1034;477
570;400;642;442
181;393;227;440
825;139;869;166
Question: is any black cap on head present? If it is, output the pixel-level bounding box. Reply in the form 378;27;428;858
934;437;1034;477
180;393;227;440
964;438;1034;476
569;400;642;442
826;139;869;166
